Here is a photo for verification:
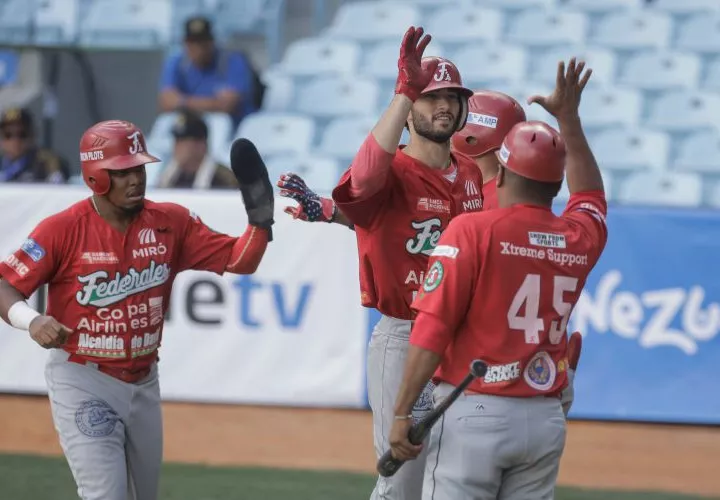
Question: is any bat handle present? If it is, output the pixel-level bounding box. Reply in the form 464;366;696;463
377;449;405;477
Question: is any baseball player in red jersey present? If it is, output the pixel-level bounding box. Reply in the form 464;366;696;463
0;121;274;500
389;59;605;499
318;26;484;500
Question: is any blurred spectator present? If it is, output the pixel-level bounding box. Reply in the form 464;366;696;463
0;108;69;184
158;16;262;127
156;109;238;189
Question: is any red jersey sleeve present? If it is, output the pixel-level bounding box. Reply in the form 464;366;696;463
177;209;236;274
0;217;63;298
331;134;396;229
409;215;479;354
561;190;609;254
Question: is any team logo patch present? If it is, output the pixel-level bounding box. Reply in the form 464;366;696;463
20;238;45;262
423;261;444;292
75;400;119;438
412;380;436;419
524;351;556;391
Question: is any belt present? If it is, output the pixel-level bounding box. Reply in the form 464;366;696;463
67;353;151;384
464;388;562;399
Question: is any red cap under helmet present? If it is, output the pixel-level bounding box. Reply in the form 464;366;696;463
496;121;566;183
80;120;160;195
452;90;527;158
420;56;473;131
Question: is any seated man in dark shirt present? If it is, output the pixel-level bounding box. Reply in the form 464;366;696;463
0;108;69;184
155;108;238;189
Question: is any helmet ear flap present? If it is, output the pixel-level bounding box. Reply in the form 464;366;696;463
455;95;469;132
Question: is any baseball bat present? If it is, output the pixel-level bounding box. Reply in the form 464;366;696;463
376;359;488;478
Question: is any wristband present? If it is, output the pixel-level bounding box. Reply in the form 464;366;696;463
394;414;413;421
8;301;40;330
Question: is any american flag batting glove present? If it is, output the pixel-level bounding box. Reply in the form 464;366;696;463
277;173;337;223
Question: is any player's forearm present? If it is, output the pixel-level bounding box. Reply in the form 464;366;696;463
0;279;29;324
372;94;414;153
558;115;603;194
184;95;227;113
394;345;441;416
225;226;269;274
331;207;354;228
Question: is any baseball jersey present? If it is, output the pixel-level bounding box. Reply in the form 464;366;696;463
482;177;498;211
410;191;608;397
333;139;484;320
0;198;236;371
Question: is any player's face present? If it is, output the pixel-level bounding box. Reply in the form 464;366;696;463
107;165;146;214
409;89;461;144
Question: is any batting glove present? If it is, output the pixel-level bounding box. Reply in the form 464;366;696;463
395;26;436;102
561;331;583;417
277;173;337;223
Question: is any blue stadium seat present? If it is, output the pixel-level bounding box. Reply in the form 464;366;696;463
296;76;379;119
580;87;643;129
79;0;171;48
34;0;80;45
278;38;361;78
590;128;670;172
590;10;672;50
506;10;588;47
557;171;614;202
317;116;378;163
708;182;720;208
0;0;32;44
235;113;315;157
452;44;527;86
146;112;179;164
361;40;448;82
646;90;720;132
618;51;701;91
675;12;720;54
651;0;720;15
479;0;556;12
325;2;421;42
205;112;233;163
702;57;720;91
528;46;617;87
266;154;341;195
554;0;644;14
0;50;20;86
618;172;703;207
261;72;295;111
674;130;720;173
426;6;503;45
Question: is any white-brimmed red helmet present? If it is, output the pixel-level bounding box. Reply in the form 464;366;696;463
496;121;566;183
420;56;473;131
80;120;160;195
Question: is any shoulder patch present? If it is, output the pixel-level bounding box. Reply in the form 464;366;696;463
422;261;444;292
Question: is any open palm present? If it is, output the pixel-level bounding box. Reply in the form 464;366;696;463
528;57;592;121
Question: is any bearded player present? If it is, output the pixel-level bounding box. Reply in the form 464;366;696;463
0;121;274;500
390;58;604;499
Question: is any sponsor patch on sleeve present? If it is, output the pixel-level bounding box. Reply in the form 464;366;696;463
575;202;606;225
422;261;444;292
20;238;46;262
430;245;459;258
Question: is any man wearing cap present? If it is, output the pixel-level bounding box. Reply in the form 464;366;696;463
0;107;70;184
156;108;238;189
158;16;258;126
389;58;607;500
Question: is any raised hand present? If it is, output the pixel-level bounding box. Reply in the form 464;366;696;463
527;58;592;121
277;173;336;223
395;26;437;102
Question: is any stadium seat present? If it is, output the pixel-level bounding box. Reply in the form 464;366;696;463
362;40;448;82
278;38;361;77
0;0;32;44
702;57;720;91
146;112;180;163
590;11;672;50
528;46;617;87
205;113;233;163
676;13;720;54
296;76;379;119
618;51;701;91
79;0;171;48
318;116;378;162
506;10;588;46
266;154;341;195
34;0;80;45
579;87;642;129
651;0;720;14
478;0;556;12
646;90;720;132
451;44;528;85
426;7;503;45
708;182;720;208
0;50;20;86
674;130;720;173
235;113;315;157
554;0;644;14
590;128;670;172
557;171;614;202
325;2;420;42
617;172;703;207
261;72;295;111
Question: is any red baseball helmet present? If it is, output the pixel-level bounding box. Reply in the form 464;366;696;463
80;120;160;195
452;90;527;158
496;121;566;183
420;56;473;131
